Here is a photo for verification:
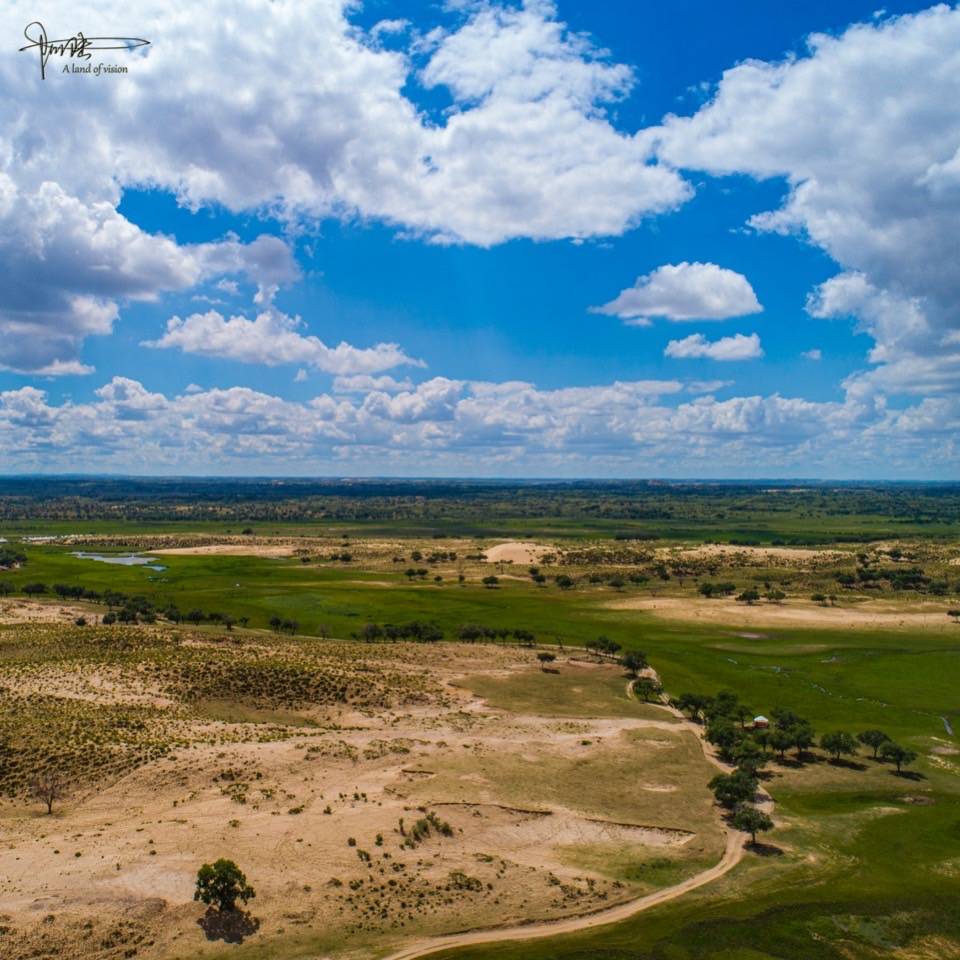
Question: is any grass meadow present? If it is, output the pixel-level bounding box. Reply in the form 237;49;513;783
2;531;959;958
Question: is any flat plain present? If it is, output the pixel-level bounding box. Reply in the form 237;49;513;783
1;479;959;960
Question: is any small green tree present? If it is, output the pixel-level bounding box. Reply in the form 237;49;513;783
634;676;662;702
879;742;918;775
536;651;556;671
705;719;740;759
857;729;891;759
731;738;766;775
675;692;711;723
820;731;858;762
732;804;773;845
620;650;647;678
733;704;755;729
769;728;793;760
708;770;757;809
790;720;816;759
195;859;256;912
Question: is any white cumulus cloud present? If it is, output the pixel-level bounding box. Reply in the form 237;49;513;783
0;0;693;372
143;305;422;375
655;5;960;399
591;262;762;325
665;333;764;361
0;374;954;477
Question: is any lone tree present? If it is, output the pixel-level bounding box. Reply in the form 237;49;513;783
31;771;65;815
879;742;918;775
536;651;556;671
732;804;773;845
857;729;891;759
948;609;960;623
620;650;648;678
195;859;256;913
820;731;858;762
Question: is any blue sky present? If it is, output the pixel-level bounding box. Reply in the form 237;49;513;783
1;0;957;476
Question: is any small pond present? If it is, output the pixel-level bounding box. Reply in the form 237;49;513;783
71;551;166;572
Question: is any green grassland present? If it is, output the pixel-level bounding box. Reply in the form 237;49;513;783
2;496;960;958
4;544;958;744
461;668;676;720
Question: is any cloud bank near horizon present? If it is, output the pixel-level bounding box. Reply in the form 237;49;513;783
0;1;958;476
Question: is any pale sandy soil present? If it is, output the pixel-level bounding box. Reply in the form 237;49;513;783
152;543;298;557
0;599;90;624
9;666;176;709
0;650;721;960
605;596;958;629
661;544;847;563
483;541;552;564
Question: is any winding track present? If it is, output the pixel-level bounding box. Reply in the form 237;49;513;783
381;668;773;960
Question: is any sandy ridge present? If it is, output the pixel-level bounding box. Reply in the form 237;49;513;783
606;595;958;630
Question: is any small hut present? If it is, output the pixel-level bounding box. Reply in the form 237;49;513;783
752;715;770;730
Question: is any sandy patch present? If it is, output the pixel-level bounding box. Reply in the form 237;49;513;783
0;645;722;960
152;543;297;557
429;802;692;866
484;541;551;565
0;600;90;625
663;544;847;564
605;596;958;629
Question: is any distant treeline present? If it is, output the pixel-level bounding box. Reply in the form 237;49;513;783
1;477;960;532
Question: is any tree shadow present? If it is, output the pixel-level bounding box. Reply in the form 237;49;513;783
541;667;561;674
827;758;868;771
773;756;803;769
746;840;784;857
198;908;260;943
891;769;926;781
